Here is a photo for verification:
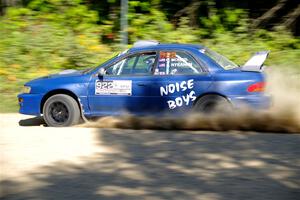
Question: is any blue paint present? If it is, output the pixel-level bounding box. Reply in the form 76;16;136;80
18;43;271;117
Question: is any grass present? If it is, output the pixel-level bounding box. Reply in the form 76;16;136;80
0;93;19;113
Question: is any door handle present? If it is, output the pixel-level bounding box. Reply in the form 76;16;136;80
137;83;147;86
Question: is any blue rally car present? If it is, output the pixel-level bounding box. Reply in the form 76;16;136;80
18;40;270;127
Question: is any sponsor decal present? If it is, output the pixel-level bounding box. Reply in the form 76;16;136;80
170;69;177;74
159;63;165;67
171;61;192;67
159;52;176;59
171;57;188;62
95;80;132;95
160;79;196;109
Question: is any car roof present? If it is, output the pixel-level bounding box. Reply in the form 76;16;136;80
127;41;204;53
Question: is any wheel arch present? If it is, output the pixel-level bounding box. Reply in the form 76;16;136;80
40;89;81;114
193;92;232;106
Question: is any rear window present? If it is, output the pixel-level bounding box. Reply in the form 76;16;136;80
200;48;239;70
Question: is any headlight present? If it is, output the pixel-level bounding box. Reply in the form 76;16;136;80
22;86;31;94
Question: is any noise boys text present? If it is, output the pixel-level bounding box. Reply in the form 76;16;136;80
160;79;196;109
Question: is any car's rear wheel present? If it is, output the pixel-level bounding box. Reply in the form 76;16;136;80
194;94;232;114
43;94;81;127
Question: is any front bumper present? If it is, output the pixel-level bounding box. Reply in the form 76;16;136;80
229;94;271;110
18;93;43;116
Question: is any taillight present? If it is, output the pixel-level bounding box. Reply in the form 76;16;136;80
247;82;265;92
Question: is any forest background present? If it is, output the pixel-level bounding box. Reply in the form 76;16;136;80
0;0;299;112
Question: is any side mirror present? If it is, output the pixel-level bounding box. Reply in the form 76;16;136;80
98;68;106;79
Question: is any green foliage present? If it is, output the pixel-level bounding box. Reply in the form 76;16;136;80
0;0;114;112
0;1;299;112
200;8;249;36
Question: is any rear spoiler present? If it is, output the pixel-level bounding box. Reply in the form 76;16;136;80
241;51;270;72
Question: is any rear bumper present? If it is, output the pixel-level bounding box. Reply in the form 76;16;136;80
18;93;43;116
229;94;271;110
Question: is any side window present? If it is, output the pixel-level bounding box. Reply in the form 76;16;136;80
155;51;203;75
121;56;136;75
105;52;157;75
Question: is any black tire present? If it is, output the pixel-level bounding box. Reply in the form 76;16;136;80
194;94;232;114
43;94;81;127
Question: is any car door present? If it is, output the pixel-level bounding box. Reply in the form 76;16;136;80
150;50;213;114
87;51;159;116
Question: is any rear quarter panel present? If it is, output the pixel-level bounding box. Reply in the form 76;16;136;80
207;70;269;109
209;70;266;96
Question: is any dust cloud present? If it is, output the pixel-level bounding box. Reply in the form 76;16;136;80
83;68;300;133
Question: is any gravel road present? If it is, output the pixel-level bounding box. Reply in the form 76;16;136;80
1;114;300;200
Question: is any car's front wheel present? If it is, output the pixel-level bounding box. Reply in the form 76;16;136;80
43;94;81;127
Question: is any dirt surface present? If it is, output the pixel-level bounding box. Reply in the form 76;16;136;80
1;114;300;200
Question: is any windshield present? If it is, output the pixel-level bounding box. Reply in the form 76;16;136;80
200;48;239;70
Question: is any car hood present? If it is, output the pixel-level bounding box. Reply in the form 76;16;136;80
47;69;83;78
25;69;84;85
